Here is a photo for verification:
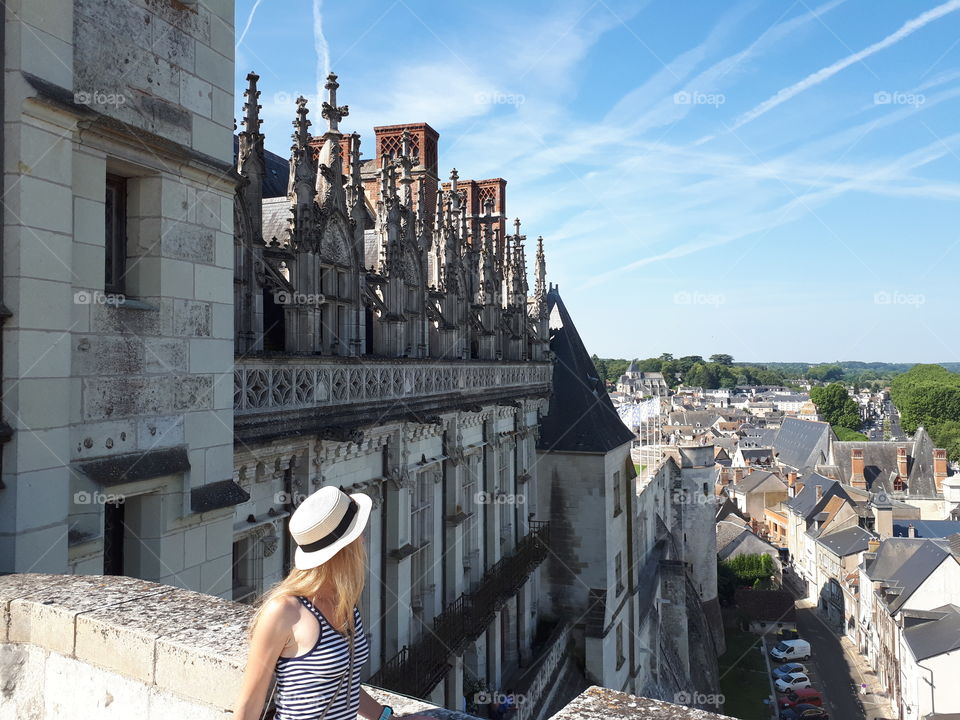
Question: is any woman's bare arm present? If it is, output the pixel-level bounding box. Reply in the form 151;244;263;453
233;597;298;720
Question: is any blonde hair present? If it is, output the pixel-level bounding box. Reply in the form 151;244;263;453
250;535;366;639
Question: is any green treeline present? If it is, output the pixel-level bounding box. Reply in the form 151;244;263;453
891;364;960;460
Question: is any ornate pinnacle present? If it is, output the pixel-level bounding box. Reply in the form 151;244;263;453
483;198;495;217
321;72;349;134
514;217;521;236
292;96;311;149
242;72;262;134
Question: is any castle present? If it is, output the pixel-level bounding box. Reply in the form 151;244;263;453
0;0;720;715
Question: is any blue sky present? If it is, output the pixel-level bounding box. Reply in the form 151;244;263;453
235;0;960;364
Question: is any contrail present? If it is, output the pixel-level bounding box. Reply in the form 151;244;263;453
313;0;331;99
236;0;265;48
720;0;960;137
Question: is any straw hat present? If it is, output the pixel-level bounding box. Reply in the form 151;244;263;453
289;486;372;569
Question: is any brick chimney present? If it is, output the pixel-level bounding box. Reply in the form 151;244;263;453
851;448;867;489
934;448;948;492
815;484;823;502
867;538;881;553
734;467;744;483
907;524;916;538
370;122;440;215
787;471;797;488
897;446;909;480
720;467;730;485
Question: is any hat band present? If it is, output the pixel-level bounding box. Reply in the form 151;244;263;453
298;498;359;553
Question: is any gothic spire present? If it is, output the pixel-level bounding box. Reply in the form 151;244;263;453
535;235;546;297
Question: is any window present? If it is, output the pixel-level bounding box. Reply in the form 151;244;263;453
410;472;432;618
615;552;624;595
616;621;625;670
105;175;127;294
232;537;259;604
613;470;622;516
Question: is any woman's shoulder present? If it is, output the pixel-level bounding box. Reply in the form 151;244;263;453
259;594;304;628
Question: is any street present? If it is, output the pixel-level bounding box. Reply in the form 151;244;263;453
794;606;865;720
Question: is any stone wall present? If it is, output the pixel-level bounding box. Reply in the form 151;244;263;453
0;574;726;720
2;0;237;585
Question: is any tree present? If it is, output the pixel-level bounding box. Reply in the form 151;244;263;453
810;383;861;430
591;354;608;384
710;353;734;366
808;364;844;382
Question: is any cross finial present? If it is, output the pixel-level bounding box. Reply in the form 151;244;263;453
322;71;349;133
514;217;521;235
449;168;459;192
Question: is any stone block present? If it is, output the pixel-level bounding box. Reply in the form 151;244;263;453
180;71;212;117
172;298;212;336
144;337;188;374
11;329;70;378
72;334;146;375
72;149;106;202
183;524;206;566
200;553;231;597
162;222;215;262
9;575;160;655
161;257;197;299
193;42;231;93
19;25;73;90
151;15;196;71
72;240;105;289
193;264;231;304
173;374;214;411
189;337;231;374
16;175;72;234
136;415;185;450
0;574;62;642
14;377;72;430
71;418;138;460
91;302;161;335
192;113;231;163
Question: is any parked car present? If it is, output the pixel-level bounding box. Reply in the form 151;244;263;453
775;673;812;693
780;688;824;709
776;628;800;641
780;704;829;719
771;639;812;661
772;662;808;681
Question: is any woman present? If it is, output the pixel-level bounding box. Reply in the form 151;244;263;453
234;486;433;720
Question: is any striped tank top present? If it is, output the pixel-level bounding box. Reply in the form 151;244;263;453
274;596;370;720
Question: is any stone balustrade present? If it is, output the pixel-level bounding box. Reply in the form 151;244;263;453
233;357;553;442
234;357;552;414
0;574;734;720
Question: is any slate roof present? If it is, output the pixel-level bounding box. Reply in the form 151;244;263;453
625;359;639;373
903;604;960;661
773;418;834;470
893;521;960;539
817;526;875;557
261;197;291;246
537;290;635;453
233;135;289;198
718;527;780;562
784;474;842;519
830;428;949;498
879;540;955;613
733;470;787;495
740;447;775;463
667;410;720;427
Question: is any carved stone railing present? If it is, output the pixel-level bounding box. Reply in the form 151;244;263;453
234;357;553;415
369;521;550;699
